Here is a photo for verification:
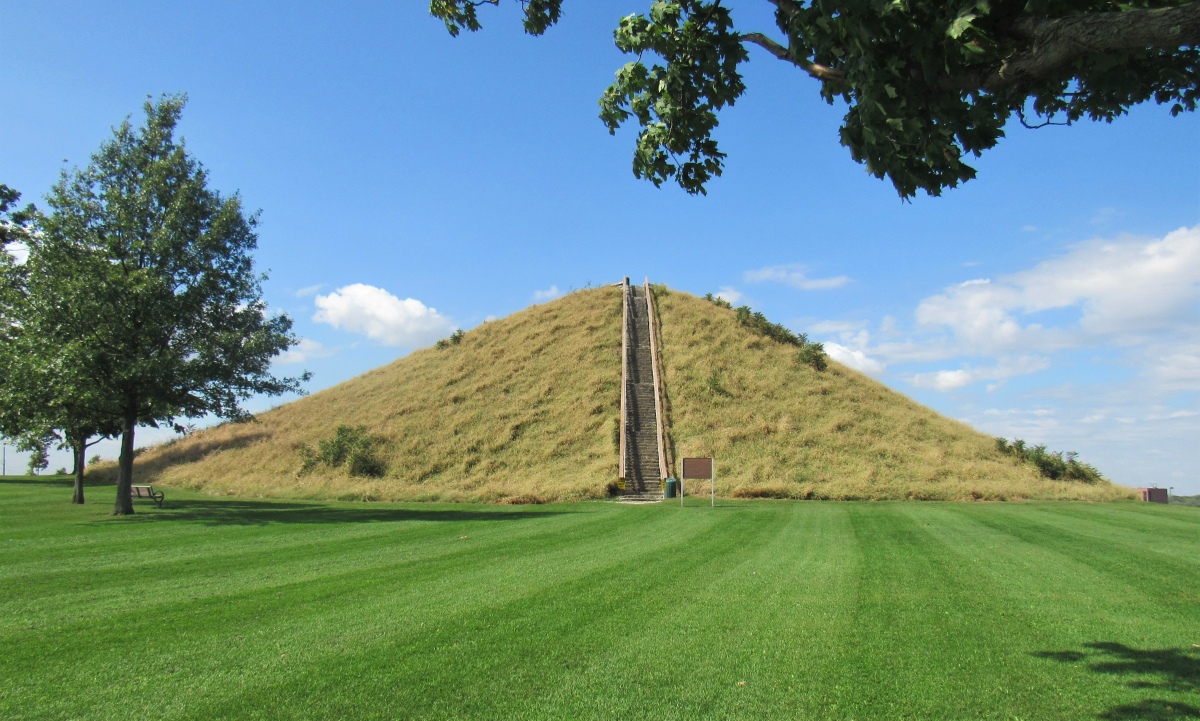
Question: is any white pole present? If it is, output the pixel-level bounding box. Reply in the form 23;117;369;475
711;460;715;508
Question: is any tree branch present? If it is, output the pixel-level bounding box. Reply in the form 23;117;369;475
990;2;1200;88
739;32;846;82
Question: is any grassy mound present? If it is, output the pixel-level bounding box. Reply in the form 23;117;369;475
653;288;1129;501
97;285;1131;501
100;287;624;502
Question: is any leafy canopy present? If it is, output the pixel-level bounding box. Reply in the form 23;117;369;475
21;95;308;512
431;0;1200;197
33;95;308;431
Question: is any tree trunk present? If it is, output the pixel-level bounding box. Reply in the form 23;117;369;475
113;412;137;516
72;440;86;504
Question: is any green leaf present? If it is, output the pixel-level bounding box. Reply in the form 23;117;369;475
947;13;976;40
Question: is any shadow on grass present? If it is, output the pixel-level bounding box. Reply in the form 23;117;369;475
1035;642;1200;720
85;430;270;484
0;474;113;487
99;498;573;526
1098;700;1200;720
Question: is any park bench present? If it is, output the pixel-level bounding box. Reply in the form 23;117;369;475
131;485;164;508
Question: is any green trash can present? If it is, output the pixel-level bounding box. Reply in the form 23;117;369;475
664;478;678;499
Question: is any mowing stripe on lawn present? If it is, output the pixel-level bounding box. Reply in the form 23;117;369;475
1;480;1197;721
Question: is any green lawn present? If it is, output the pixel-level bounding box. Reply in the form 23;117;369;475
2;476;1198;720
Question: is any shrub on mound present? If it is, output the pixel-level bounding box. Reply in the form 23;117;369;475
299;426;387;478
995;438;1104;484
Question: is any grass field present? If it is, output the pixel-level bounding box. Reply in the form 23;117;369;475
3;476;1197;720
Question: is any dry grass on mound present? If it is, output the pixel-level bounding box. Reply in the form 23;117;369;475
652;288;1132;502
91;284;1133;503
93;286;625;503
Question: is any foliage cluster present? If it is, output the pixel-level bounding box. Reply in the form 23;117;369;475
432;0;1200;197
995;437;1105;484
23;438;49;476
299;425;387;478
736;304;804;346
435;328;466;349
703;292;732;309
0;96;306;511
704;294;829;371
1170;494;1200;507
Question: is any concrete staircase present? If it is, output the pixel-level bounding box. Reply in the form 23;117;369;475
621;282;664;500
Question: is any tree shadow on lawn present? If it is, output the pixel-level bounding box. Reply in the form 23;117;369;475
0;474;113;487
1034;642;1200;720
84;429;271;484
99;498;575;526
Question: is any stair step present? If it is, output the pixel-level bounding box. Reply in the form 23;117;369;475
620;281;667;499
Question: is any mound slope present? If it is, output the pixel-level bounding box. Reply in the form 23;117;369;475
105;285;1130;502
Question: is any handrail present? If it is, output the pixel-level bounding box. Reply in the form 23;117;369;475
618;277;629;481
644;278;668;481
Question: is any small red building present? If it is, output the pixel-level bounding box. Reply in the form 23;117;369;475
1138;488;1169;504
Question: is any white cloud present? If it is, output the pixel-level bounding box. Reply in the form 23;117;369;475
294;284;325;298
914;225;1200;353
275;338;332;364
1146;344;1200;390
909;356;1050;392
532;285;562;302
714;286;743;304
984;407;1056;418
809;320;867;335
824;342;886;375
1145;409;1200;421
1090;207;1117;226
911;369;974;391
744;264;850;291
313;284;453;347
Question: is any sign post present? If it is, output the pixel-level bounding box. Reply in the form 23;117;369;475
681;457;715;508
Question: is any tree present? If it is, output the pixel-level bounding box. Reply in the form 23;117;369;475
20;434;50;476
0;332;121;502
1;188;122;503
27;95;308;515
431;1;1199;197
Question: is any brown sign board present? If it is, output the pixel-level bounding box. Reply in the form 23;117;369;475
682;457;713;480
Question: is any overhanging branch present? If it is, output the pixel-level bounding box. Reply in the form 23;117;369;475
739;32;846;82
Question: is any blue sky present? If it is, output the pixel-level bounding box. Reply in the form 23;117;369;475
3;1;1198;493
